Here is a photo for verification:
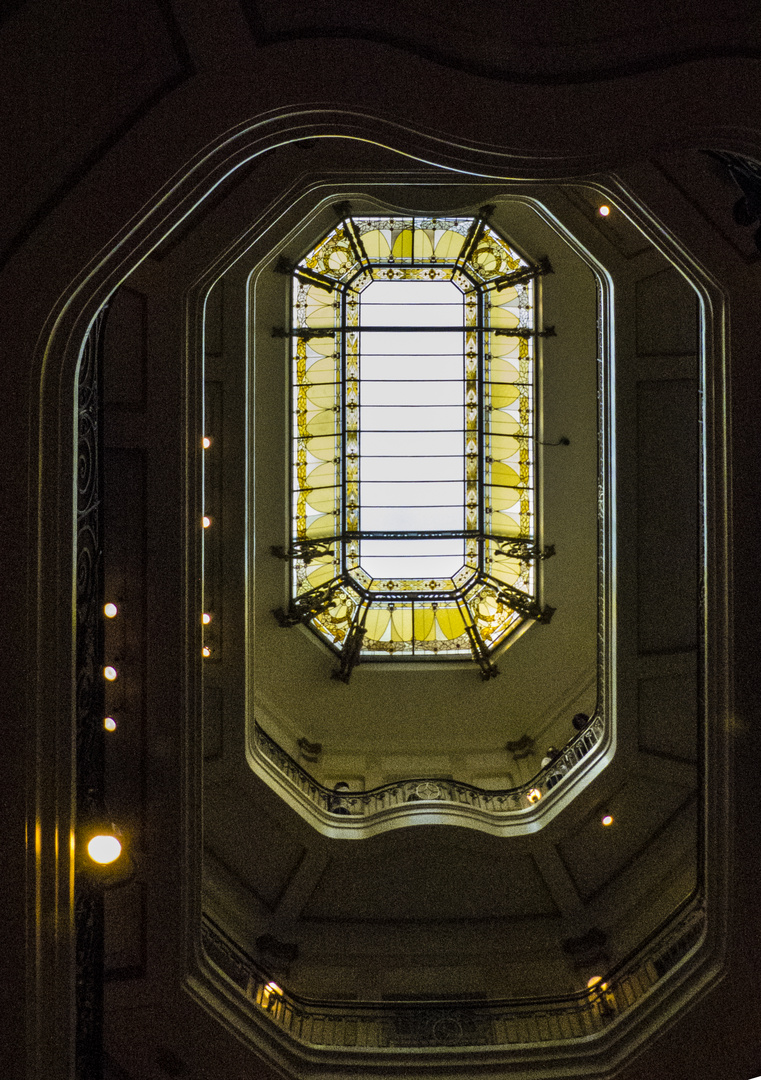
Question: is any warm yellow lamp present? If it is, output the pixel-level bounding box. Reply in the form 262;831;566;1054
87;834;122;865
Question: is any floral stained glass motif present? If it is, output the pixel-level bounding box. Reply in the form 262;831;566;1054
282;210;554;681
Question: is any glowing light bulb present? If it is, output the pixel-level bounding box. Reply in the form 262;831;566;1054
202;646;211;658
527;787;542;804
202;612;212;625
103;602;118;618
598;205;611;217
87;834;122;865
587;975;603;989
602;814;614;826
202;436;212;449
104;666;118;681
202;516;211;529
104;716;117;732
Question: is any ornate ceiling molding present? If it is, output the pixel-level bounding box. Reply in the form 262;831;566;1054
240;0;761;85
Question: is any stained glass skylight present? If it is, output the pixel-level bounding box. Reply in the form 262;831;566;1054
274;208;555;680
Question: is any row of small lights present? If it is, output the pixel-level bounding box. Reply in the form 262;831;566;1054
91;433;217;866
201;435;213;656
87;600;125;866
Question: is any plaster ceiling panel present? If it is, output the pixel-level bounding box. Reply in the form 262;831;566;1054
638;672;699;763
204;782;306;910
557;777;697;901
299;828;558;922
635;269;698;356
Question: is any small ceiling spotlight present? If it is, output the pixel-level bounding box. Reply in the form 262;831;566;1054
103;602;118;618
202;436;212;449
587;975;607;990
202;515;212;529
202;612;212;624
527;787;542;804
601;814;614;827
87;833;122;865
104;716;117;732
104;665;118;681
598;205;611;217
202;645;211;658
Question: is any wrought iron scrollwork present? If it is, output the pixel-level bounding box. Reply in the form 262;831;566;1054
273;580;341;627
75;302;110;1080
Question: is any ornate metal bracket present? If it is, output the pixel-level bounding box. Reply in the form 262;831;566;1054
274;254;337;293
332;620;367;683
271;539;335;565
494;540;555;561
495;325;556;338
494;580;555;624
706;150;761;253
272;581;339;627
488;255;553;292
463;620;500;680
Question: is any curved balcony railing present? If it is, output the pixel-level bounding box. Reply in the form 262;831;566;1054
252;713;605;823
201;902;705;1052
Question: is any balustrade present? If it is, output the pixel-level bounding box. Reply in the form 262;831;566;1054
253;713;605;823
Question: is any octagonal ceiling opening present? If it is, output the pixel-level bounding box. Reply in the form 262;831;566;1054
284;211;553;682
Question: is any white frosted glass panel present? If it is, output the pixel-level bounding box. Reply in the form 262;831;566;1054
360;431;462;456
361;331;461;355
361;539;464;558
358;278;466;579
361;280;464;327
360;457;463;483
361;355;463;381
361;506;463;531
360;406;463;431
361;381;464;407
360;481;463;507
363;553;464;578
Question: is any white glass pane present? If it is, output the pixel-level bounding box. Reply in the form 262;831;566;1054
360;431;462;456
362;536;465;579
360;355;463;381
363;553;464;578
360;480;463;508
360;456;464;483
360;406;463;431
361;506;463;531
361;331;461;355
361;280;463;327
361;538;464;557
361;381;464;407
